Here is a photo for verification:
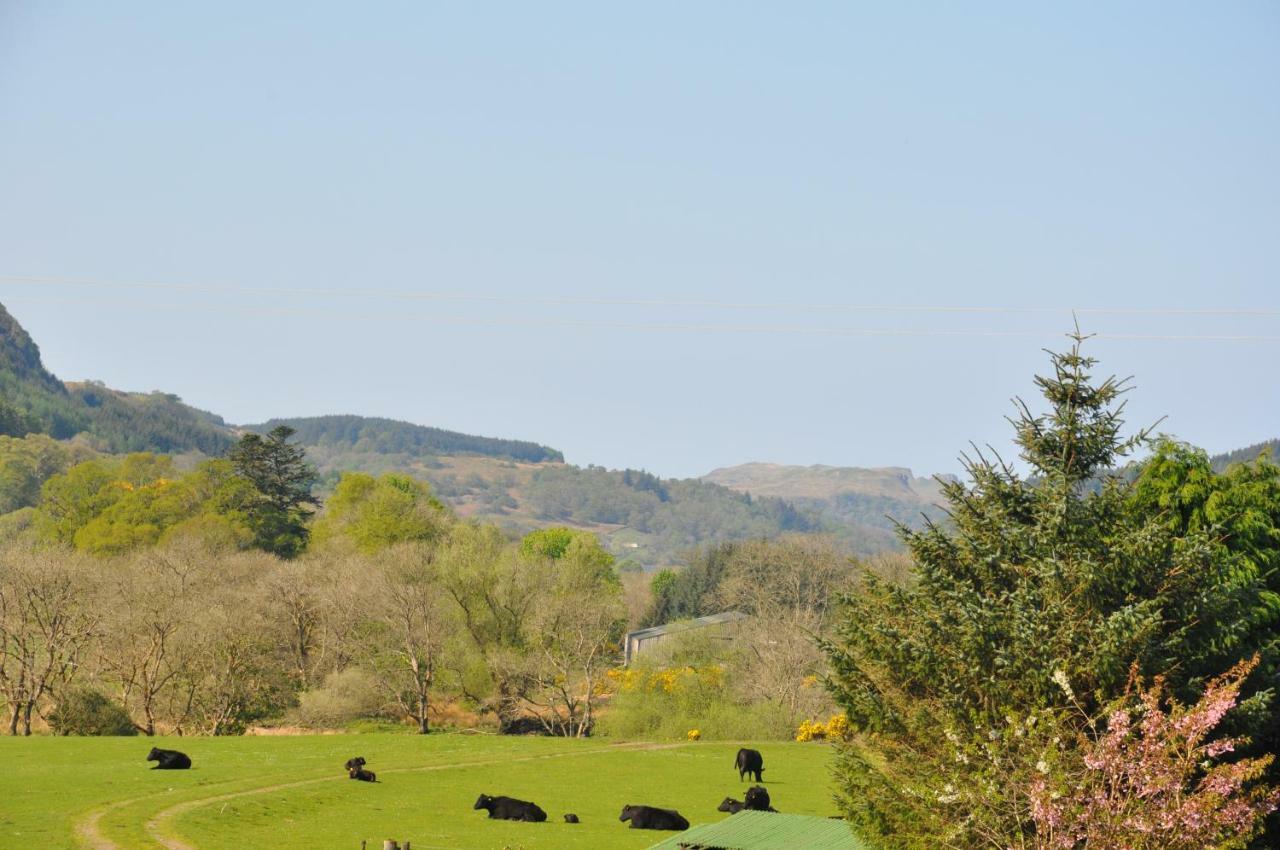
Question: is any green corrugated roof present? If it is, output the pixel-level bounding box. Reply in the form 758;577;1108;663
643;811;872;850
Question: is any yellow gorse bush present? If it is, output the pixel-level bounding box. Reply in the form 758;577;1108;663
605;665;726;695
795;713;851;742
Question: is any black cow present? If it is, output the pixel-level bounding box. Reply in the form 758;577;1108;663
473;794;547;822
744;785;777;812
348;766;377;782
717;797;745;814
619;805;689;831
344;756;366;772
564;813;580;823
146;747;191;770
735;748;764;782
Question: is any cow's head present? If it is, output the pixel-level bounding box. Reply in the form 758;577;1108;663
146;747;162;761
619;805;636;822
474;794;492;810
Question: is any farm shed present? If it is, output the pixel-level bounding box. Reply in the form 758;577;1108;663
643;810;872;850
623;610;748;666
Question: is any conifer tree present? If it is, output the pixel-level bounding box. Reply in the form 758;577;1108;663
823;333;1278;847
227;425;318;558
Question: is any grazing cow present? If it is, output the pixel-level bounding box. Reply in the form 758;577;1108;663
348;766;377;782
563;813;580;823
618;805;690;831
473;794;548;822
735;748;764;782
744;785;777;812
717;797;745;814
344;757;366;772
146;747;191;770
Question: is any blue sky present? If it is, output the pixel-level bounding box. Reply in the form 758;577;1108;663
1;2;1276;478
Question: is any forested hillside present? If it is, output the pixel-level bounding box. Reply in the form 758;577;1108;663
250;414;563;464
0;303;234;454
1211;438;1279;471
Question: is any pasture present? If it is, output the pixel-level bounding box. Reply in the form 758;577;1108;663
0;735;840;850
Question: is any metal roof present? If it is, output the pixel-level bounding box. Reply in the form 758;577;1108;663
625;610;749;642
643;811;872;850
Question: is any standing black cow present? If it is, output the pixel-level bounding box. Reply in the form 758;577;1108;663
146;747;192;770
619;805;690;831
744;785;777;811
735;748;764;782
717;797;745;814
473;794;548;822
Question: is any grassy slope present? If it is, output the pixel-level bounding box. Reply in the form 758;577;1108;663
0;735;839;850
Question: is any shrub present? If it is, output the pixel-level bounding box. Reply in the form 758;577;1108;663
600;664;793;740
295;668;386;728
48;688;137;736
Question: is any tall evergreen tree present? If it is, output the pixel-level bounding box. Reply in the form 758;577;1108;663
228;425;318;557
822;333;1278;848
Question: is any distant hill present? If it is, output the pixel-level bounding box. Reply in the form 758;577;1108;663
702;462;951;539
704;462;949;503
249;414;563;464
1211;439;1278;472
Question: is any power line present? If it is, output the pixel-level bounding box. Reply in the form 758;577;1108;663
3;292;1278;342
1;273;1277;318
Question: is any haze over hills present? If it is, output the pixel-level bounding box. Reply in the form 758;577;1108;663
0;301;1275;566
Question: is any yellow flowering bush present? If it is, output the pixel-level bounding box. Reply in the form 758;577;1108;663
825;713;851;740
687;728;701;741
795;713;852;742
795;718;826;742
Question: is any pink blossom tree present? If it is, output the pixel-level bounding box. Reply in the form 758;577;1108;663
1030;656;1279;850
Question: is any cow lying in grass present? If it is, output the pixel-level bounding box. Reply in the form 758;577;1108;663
619;804;689;831
146;748;191;770
473;794;547;822
718;797;745;814
348;766;377;782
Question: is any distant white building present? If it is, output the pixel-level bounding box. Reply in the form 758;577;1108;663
622;610;748;666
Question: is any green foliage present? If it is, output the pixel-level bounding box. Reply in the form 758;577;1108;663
0;433;95;513
47;688;137;736
643;544;737;626
250;414;563;463
822;335;1280;848
32;454;256;555
520;526;617;585
311;472;452;552
228;426;319;558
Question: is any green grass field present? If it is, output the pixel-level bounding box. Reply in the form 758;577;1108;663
0;735;841;850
